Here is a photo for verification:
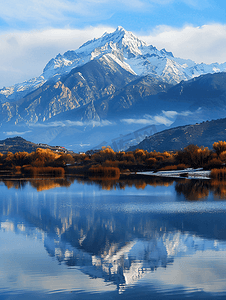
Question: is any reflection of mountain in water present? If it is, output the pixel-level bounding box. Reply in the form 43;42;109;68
43;230;226;292
1;186;226;292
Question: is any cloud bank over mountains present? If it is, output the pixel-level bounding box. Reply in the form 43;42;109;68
142;24;226;64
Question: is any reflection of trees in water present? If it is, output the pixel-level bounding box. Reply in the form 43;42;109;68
77;175;175;191
86;176;226;200
0;175;175;192
2;180;27;190
3;174;226;200
175;179;226;200
30;178;74;191
1;177;76;191
211;180;226;199
175;180;210;200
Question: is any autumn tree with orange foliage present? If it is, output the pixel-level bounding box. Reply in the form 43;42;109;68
2;140;226;178
176;144;212;168
29;148;61;167
13;151;30;166
213;141;226;156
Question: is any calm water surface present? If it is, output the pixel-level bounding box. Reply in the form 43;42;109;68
1;176;226;299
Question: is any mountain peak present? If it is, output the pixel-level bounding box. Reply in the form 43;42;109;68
77;26;147;55
114;25;130;37
111;26;147;47
116;25;125;32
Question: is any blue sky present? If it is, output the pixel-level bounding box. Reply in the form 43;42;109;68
0;0;226;88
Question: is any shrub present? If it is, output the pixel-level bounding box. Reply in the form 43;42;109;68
219;151;226;162
213;141;226;156
158;165;178;171
177;164;189;170
102;160;119;167
22;166;65;177
88;166;120;178
204;158;223;170
146;157;157;166
155;155;164;161
13;166;22;174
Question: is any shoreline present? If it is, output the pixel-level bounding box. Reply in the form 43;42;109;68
0;168;211;181
136;168;211;180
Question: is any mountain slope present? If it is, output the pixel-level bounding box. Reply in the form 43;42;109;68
161;72;226;104
0;55;137;124
127;118;226;152
158;71;226;125
2;71;226;152
95;75;172;119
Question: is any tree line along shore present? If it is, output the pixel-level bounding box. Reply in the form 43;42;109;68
1;141;226;180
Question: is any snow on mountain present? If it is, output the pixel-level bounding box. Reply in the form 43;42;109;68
2;26;226;103
42;26;145;78
0;76;46;103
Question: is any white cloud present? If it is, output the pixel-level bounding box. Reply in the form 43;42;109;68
29;120;113;127
3;131;31;136
153;116;172;126
121;109;202;126
162;110;178;118
162;110;196;118
121;115;173;126
121;118;156;125
140;23;226;64
0;26;114;88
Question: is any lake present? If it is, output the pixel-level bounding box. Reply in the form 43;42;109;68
1;176;226;299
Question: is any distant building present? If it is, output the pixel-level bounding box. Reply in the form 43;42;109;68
38;143;50;148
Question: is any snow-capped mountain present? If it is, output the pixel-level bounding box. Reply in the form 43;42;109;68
1;26;226;103
2;26;226;151
42;26;226;84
